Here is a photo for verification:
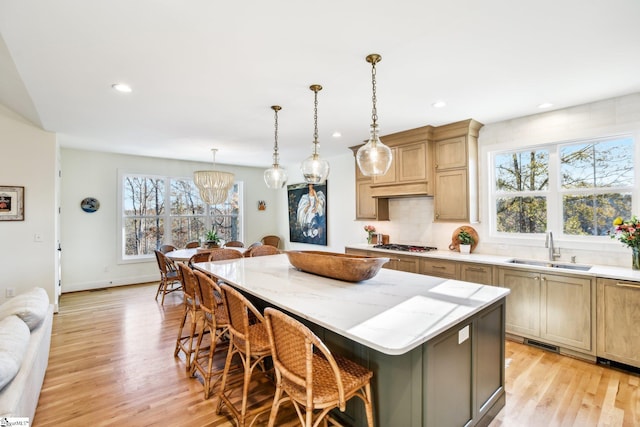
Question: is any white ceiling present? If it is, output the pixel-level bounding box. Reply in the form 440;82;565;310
1;0;639;168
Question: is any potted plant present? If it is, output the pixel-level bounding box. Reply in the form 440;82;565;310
458;229;474;254
204;228;221;249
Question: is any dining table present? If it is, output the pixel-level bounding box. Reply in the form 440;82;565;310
165;246;246;261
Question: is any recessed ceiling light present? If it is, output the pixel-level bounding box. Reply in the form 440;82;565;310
432;101;446;108
112;83;132;93
538;102;553;109
332;131;342;138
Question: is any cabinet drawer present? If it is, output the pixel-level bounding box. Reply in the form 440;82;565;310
421;259;457;279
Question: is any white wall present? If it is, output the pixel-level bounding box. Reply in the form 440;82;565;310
0;104;58;306
60;148;280;292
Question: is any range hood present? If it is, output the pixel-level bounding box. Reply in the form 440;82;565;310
370;182;433;198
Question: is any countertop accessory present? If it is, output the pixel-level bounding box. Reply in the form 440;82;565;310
356;53;392;177
449;226;479;253
286;250;390;282
264;105;288;189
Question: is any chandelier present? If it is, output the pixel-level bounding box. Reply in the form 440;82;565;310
300;84;330;184
193;149;235;205
264;105;288;189
356;53;392;176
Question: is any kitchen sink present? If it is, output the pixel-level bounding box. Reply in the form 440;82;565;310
506;259;592;271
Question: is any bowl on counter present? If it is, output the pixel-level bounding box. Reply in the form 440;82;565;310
285;250;390;282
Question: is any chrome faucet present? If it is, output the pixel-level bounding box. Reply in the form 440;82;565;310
545;231;561;261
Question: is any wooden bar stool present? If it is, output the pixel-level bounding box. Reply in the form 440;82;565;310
191;270;230;399
216;283;273;426
174;262;203;371
264;307;374;427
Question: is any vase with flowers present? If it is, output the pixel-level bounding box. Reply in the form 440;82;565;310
364;225;376;245
610;215;640;270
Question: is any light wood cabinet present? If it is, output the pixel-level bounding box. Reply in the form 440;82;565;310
420;258;457;279
459;263;493;285
432;120;483;223
370;141;431;198
497;267;594;354
597;278;640;367
385;254;420;273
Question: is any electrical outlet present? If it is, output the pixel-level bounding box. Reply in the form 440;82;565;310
6;288;15;298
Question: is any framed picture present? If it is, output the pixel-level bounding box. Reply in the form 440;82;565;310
0;186;25;221
287;182;327;246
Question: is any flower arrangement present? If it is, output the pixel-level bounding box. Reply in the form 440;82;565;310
364;225;376;244
611;215;640;270
610;215;640;248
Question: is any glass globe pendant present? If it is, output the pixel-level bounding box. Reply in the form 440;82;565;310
300;84;330;184
264;105;288;189
356;53;392;176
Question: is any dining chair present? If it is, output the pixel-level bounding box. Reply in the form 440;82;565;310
154;250;183;305
264;307;374;427
191;270;230;399
223;240;245;248
208;248;244;261
261;235;281;249
188;252;211;267
216;283;273;426
245;245;281;257
159;244;178;254
185;240;200;249
174;262;203;371
247;242;263;250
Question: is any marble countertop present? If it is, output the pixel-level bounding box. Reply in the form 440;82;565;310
194;254;509;356
346;243;640;282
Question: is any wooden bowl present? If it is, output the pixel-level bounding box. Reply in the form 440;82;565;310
285;250;390;282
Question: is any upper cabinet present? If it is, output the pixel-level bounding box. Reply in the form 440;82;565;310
350;119;482;222
433;119;483;223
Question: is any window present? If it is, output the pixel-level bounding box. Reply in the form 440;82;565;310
492;136;634;237
120;172;242;260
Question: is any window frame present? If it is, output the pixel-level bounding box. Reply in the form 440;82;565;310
488;134;635;245
117;170;243;263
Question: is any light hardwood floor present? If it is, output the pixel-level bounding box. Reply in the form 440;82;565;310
33;283;639;426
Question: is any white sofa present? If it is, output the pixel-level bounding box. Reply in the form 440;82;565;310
0;288;53;421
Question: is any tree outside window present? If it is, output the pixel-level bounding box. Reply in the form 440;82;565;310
493;136;633;236
122;174;242;258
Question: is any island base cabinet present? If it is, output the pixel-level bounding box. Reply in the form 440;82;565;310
426;322;473;427
366;300;506;427
597;278;640;368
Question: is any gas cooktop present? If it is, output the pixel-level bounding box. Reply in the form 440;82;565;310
373;244;437;252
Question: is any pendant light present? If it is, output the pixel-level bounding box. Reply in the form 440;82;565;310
194;149;235;205
264;105;288;189
300;84;330;184
356;53;392;176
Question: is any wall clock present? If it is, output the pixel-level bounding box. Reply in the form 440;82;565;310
80;197;100;213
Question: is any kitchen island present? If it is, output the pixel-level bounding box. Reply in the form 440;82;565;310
195;254;510;427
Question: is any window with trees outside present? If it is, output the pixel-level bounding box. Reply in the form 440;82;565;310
492;135;634;237
120;173;242;260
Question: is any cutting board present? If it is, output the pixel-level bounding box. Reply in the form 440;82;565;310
448;226;479;253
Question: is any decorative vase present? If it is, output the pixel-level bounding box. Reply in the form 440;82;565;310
460;244;471;254
632;247;640;270
367;233;373;245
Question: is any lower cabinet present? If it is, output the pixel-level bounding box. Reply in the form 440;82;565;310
386;255;419;273
420;258;457;279
425;301;505;427
497;267;594;355
597;278;640;367
459;262;494;285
